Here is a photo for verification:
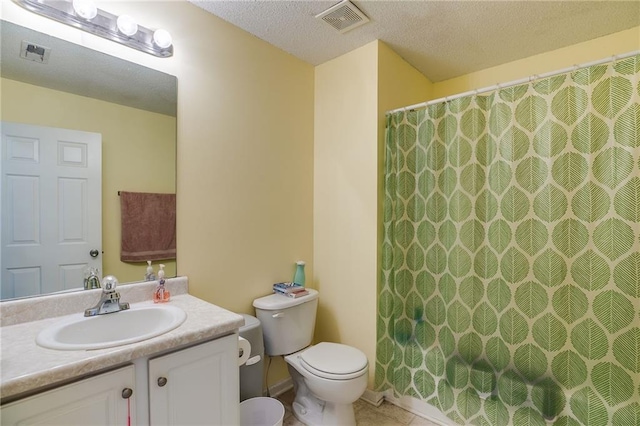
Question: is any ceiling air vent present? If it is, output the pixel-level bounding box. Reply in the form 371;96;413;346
316;0;370;34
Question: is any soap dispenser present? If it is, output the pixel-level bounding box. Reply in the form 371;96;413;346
293;260;306;286
145;261;156;281
153;264;170;303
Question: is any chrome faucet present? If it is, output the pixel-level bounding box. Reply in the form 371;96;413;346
84;275;130;317
84;267;101;290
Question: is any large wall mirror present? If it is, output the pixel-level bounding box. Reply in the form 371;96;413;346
0;21;177;301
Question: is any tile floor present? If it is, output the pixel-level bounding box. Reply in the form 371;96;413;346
275;389;441;426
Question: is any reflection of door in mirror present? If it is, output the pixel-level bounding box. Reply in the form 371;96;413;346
1;21;177;301
1;122;102;299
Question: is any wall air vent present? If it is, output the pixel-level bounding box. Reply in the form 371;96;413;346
20;40;51;64
316;0;370;34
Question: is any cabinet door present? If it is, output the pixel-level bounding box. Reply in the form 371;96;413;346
149;334;239;425
1;365;135;426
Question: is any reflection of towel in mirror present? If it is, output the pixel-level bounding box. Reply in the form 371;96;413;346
120;191;176;262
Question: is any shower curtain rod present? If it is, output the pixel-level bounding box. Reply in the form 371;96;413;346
387;49;640;115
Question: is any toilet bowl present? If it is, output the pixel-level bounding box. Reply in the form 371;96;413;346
285;343;368;426
253;290;369;426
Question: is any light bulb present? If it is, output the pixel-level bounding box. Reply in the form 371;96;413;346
72;0;97;20
117;15;138;36
153;29;172;49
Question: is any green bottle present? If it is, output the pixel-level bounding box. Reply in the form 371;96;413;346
293;261;306;286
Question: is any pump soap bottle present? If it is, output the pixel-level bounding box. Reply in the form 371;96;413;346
293;260;306;287
145;261;156;281
153;264;170;303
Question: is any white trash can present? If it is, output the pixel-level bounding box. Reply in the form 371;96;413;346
239;314;264;401
240;397;285;426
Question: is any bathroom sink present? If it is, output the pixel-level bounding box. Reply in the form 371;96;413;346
36;305;187;351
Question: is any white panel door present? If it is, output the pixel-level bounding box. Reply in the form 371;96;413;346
1;122;101;299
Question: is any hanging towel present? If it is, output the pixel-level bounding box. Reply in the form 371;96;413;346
120;191;176;262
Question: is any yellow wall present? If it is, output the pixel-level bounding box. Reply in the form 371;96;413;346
4;0;639;395
167;3;315;388
432;26;640;98
1;78;176;282
313;40;431;385
313;41;378;385
313;26;639;389
2;1;315;313
2;0;314;390
170;5;315;315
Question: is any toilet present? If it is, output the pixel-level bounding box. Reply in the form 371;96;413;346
253;289;368;426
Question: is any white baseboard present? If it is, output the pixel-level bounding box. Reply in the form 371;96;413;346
267;377;293;398
360;389;385;407
383;391;453;426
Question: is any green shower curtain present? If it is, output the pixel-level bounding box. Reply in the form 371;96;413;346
377;55;640;425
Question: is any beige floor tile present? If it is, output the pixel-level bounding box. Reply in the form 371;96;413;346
353;398;372;413
282;413;306;426
366;401;416;424
276;389;296;414
356;405;410;426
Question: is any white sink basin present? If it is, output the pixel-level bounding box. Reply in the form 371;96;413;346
36;305;187;351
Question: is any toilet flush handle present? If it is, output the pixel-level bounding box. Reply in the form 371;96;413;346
272;312;285;318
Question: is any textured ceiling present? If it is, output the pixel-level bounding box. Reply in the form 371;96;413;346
191;0;640;82
1;21;177;116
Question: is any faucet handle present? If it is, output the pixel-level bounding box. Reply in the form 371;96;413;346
102;275;119;292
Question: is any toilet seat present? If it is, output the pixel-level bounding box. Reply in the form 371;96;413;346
299;342;368;380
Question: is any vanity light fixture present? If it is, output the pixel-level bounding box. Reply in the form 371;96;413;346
152;29;172;49
116;15;138;37
72;0;96;20
12;0;173;57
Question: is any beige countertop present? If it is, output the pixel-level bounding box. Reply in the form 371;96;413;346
0;277;244;402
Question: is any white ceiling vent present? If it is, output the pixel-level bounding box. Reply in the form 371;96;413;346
316;0;370;34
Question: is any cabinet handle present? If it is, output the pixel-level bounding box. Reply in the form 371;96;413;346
157;377;168;387
122;388;133;399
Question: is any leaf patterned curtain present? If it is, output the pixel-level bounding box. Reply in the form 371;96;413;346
377;55;640;425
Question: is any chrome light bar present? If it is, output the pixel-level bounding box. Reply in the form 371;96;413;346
12;0;173;58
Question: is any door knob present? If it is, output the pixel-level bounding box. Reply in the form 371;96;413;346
90;249;99;258
157;377;168;387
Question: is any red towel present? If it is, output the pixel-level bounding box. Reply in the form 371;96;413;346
120;191;176;262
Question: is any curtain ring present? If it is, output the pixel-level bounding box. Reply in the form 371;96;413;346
611;54;619;64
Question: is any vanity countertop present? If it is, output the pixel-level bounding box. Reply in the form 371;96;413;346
0;277;244;401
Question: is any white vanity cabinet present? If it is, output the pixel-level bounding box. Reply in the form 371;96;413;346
1;334;239;426
149;334;239;425
0;285;244;426
1;365;136;425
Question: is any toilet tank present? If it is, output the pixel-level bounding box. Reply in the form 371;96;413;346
253;289;319;356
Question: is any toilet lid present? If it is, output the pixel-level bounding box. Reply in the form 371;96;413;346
300;342;368;379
